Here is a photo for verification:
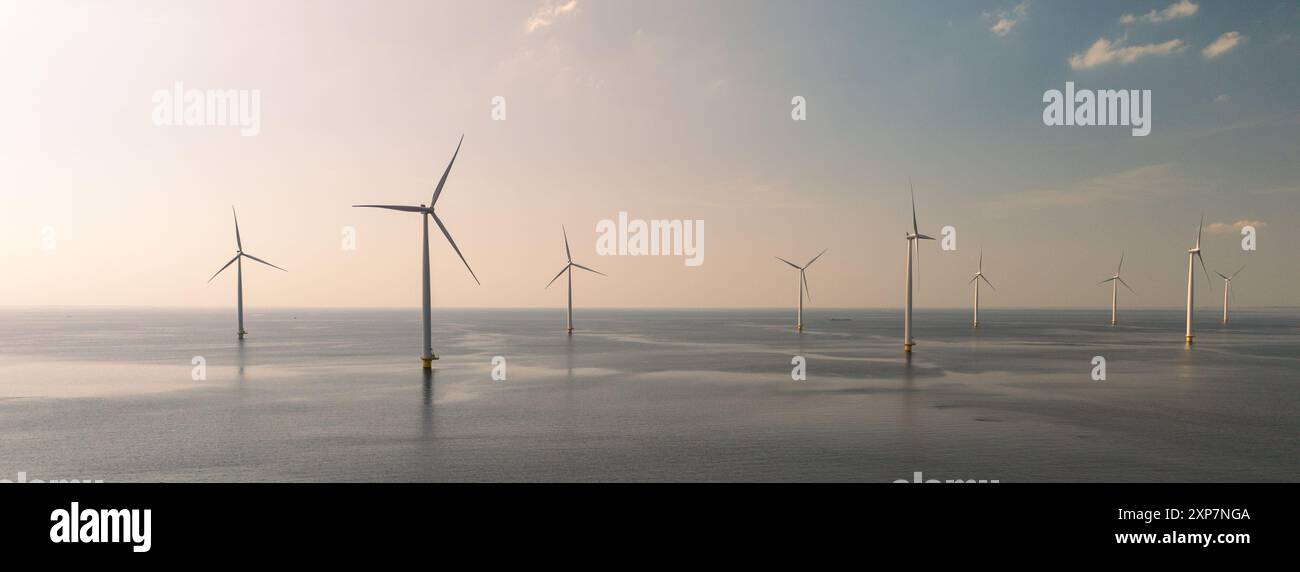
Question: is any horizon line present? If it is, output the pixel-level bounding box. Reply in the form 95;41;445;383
2;305;1296;312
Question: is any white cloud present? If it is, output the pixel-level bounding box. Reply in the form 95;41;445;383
1213;94;1230;103
526;0;578;33
1202;31;1245;59
1120;0;1198;25
987;2;1029;37
1069;37;1186;69
1207;219;1266;234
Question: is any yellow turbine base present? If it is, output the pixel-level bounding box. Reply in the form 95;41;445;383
904;343;914;353
1185;335;1194;344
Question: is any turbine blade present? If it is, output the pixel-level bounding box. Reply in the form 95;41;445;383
562;225;571;262
775;256;801;270
1097;277;1117;286
353;204;426;213
1215;271;1229;280
1231;265;1244;279
1117;252;1124;274
1196;213;1203;248
432;213;480;285
232;206;242;251
802;271;811;302
241;253;287;272
545;264;570;289
571;262;607;277
1196;251;1211;286
207;254;240;283
981;274;995;290
430;134;464;207
909;179;919;235
916;234;935;241
1118;277;1135;294
969;275;979;284
805;248;828;268
978;248;983;272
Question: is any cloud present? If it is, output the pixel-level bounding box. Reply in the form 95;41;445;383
987;2;1029;37
1120;0;1198;24
1213;94;1230;103
1207;219;1266;234
1069;37;1186;69
526;0;578;33
1202;31;1245;59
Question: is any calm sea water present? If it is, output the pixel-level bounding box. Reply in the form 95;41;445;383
0;308;1295;482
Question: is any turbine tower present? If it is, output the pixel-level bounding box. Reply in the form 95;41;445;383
1097;253;1134;325
1185;215;1211;345
354;135;480;368
969;248;994;328
208;207;286;339
903;181;935;352
775;249;827;331
1216;266;1244;324
546;226;607;334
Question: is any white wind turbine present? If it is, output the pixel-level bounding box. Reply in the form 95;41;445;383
546;226;607;334
208;207;286;339
1216;266;1244;325
775;249;827;331
1097;252;1135;325
354;135;480;368
969;248;994;328
1184;214;1212;345
903;181;935;352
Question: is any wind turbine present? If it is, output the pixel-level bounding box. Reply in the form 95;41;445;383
354;135;480;368
775;249;827;331
1216;266;1244;324
1097;253;1134;325
969;248;994;328
546;226;607;334
208;207;286;339
1184;214;1211;345
903;181;935;352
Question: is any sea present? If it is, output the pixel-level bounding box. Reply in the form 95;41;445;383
0;308;1295;482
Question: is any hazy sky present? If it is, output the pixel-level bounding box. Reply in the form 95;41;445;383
1;0;1297;309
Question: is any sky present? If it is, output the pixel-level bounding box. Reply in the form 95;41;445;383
1;0;1297;310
